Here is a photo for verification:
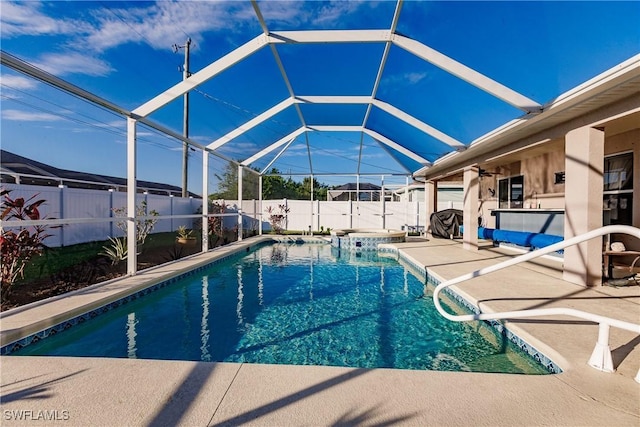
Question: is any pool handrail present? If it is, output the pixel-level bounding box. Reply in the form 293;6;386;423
432;224;640;383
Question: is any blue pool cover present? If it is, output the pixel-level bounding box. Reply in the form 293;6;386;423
478;227;563;251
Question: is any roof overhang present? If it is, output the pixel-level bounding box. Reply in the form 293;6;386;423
415;53;640;181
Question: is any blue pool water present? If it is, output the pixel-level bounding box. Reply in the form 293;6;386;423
14;243;548;374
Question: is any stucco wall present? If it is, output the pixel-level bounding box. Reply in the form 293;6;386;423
521;144;565;209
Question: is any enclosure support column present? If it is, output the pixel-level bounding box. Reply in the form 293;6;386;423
310;174;314;235
202;152;209;252
425;180;436;235
405;176;410;230
126;117;138;275
563;126;604;286
355;175;360;228
463;166;479;251
258;175;263;235
237;164;243;241
381;175;386;229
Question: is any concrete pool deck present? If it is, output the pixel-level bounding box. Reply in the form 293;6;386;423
1;235;639;426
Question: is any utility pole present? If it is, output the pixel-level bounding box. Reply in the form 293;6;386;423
173;38;191;198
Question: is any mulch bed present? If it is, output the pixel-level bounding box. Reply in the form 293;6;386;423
1;243;201;311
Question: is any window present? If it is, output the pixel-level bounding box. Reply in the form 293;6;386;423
498;175;524;209
603;152;633;225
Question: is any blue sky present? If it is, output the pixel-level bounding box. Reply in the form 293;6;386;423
1;1;639;193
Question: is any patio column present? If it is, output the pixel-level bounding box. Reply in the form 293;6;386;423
463;166;479;251
126;117;137;276
202;151;209;252
424;180;436;235
563;126;604;286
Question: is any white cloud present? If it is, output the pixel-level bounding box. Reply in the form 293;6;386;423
2;109;60;122
257;1;370;28
383;71;430;87
1;1;258;78
0;2;90;37
33;52;114;77
2;1;369;52
312;1;365;26
0;1;373;81
405;72;429;84
0;74;38;90
360;152;386;159
256;1;311;26
218;141;260;156
85;1;258;51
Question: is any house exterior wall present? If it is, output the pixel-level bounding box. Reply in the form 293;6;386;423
521;144;566;209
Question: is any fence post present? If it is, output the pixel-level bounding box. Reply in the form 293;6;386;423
58;184;66;246
170;195;174;232
284;198;288;231
109;189;115;238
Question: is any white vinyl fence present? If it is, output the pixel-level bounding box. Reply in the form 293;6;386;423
1;184;463;247
1;184;200;247
262;198;461;233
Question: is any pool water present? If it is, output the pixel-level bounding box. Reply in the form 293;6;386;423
14;243;549;374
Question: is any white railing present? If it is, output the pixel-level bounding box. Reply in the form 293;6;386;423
432;225;640;382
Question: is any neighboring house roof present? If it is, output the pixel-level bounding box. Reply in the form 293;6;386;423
0;150;199;197
331;182;381;191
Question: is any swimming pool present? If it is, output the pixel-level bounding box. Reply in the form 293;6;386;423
11;243;549;374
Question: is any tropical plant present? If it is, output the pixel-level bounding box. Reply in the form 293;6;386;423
164;244;184;262
0;189;53;298
111;200;159;245
101;201;159;264
176;225;194;240
99;237;128;265
207;200;228;244
265;204;290;234
193;200;230;248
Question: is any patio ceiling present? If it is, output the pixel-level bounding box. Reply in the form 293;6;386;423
131;0;544;178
